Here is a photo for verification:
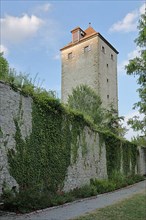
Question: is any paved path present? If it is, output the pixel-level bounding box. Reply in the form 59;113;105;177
0;180;146;220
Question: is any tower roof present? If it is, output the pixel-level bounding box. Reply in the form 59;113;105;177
60;26;118;54
84;26;97;36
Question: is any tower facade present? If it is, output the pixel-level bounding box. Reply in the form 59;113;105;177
60;26;119;110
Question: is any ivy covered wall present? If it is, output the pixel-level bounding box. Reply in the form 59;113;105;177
0;81;138;196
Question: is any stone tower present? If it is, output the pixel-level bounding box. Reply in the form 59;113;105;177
60;26;119;110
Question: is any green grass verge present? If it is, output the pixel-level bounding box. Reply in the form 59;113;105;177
72;192;146;220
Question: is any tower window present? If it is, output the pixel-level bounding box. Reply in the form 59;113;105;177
101;46;105;53
111;54;114;60
107;63;108;67
107;95;109;99
84;46;89;53
68;52;72;59
107;79;109;83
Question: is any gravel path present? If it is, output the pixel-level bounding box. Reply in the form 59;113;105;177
0;180;146;220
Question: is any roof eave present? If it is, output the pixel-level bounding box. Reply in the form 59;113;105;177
97;33;119;54
60;32;119;54
60;33;97;51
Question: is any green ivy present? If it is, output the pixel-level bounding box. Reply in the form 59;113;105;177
81;131;88;157
8;98;88;195
102;131;137;178
131;144;138;174
122;142;131;175
0;126;3;138
7;84;138;199
103;132;121;178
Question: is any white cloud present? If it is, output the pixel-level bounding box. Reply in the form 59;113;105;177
53;54;60;60
123;111;144;140
127;47;140;59
110;11;138;32
0;44;9;56
34;3;51;13
1;14;44;44
118;47;140;74
118;60;128;74
109;3;145;33
139;3;145;14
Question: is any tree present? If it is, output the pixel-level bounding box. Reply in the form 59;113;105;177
0;52;9;79
131;135;146;147
67;85;127;136
67;84;104;125
125;12;146;135
102;104;127;136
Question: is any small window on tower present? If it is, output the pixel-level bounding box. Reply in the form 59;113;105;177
101;46;105;53
107;79;109;83
107;95;109;99
68;52;72;59
111;54;114;60
84;46;89;53
107;63;108;67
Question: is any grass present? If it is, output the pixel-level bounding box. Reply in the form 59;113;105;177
72;192;146;220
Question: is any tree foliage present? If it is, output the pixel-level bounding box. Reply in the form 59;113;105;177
67;84;104;125
125;13;146;135
67;85;127;136
131;135;146;148
0;53;57;99
0;52;9;78
102;105;126;136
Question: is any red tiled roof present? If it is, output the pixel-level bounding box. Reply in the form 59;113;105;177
61;26;97;50
60;26;118;54
71;26;83;33
84;26;97;36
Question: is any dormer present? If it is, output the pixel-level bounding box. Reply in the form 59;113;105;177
71;27;86;43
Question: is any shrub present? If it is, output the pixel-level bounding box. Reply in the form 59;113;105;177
71;184;97;198
90;174;145;195
50;193;74;206
67;84;104;125
2;174;144;213
1;182;18;208
110;171;128;188
126;174;144;184
90;179;116;193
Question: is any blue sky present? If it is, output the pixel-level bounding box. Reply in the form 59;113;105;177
1;0;145;139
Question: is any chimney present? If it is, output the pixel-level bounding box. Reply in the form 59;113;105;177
71;27;85;43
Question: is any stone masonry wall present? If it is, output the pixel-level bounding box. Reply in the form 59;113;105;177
63;126;107;191
0;81;107;195
138;147;146;175
61;36;99;104
0;82;145;196
98;36;118;110
0;81;32;194
61;34;118;111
